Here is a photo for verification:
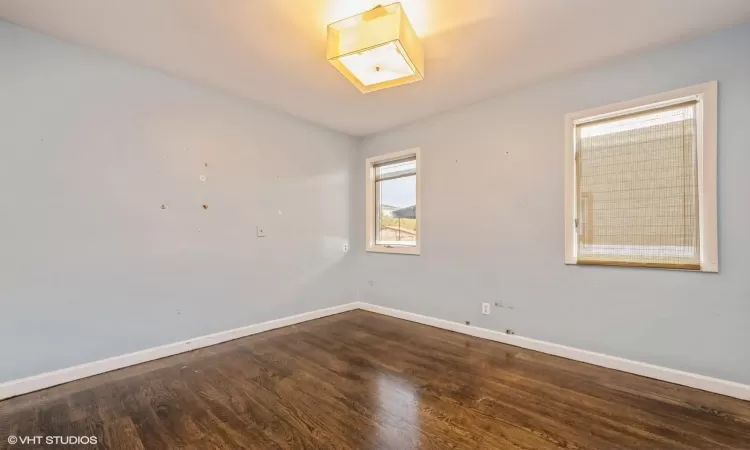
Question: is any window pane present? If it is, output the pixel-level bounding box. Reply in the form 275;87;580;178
576;103;700;268
376;174;417;246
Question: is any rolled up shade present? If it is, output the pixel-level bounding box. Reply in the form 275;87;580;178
575;101;700;269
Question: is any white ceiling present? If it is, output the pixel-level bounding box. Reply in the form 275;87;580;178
2;0;750;136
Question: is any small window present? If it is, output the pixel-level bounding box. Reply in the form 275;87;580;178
365;148;420;255
564;82;718;271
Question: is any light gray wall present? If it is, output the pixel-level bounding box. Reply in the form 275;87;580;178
0;21;356;383
355;23;750;384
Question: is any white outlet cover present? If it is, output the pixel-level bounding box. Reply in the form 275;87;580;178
481;303;491;315
256;226;266;237
199;175;207;182
343;244;348;252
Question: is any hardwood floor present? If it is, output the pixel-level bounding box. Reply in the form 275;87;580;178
1;310;750;449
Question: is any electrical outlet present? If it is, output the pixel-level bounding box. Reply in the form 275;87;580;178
481;303;490;315
256;226;266;237
343;244;348;252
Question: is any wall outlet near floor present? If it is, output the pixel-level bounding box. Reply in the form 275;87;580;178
343;244;348;252
481;303;491;315
256;226;266;237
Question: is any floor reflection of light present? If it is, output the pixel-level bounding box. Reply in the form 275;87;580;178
376;374;419;448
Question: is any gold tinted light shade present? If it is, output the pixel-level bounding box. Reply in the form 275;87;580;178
327;3;424;93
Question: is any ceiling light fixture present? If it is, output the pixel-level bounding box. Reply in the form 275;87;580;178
327;2;424;93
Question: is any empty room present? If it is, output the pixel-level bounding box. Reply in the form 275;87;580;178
1;0;750;448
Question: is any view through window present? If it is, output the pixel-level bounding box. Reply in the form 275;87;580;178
375;157;417;246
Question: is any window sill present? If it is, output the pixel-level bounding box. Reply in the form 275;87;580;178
565;259;718;273
366;245;420;256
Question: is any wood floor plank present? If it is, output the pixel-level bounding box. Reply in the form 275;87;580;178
330;316;723;448
301;321;626;449
273;329;558;450
1;310;749;449
341;311;750;446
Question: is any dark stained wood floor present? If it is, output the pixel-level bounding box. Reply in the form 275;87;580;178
1;310;750;449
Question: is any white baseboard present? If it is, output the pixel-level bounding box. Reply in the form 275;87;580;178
356;302;750;401
4;301;749;403
0;303;359;401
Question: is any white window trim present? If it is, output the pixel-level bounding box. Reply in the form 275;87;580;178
563;82;718;272
365;148;421;255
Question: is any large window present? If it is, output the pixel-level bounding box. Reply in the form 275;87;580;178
365;148;420;255
564;83;718;271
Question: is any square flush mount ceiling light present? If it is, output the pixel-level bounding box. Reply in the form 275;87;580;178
327;2;424;93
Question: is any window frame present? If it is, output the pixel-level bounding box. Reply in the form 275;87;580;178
563;82;718;272
365;148;421;255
